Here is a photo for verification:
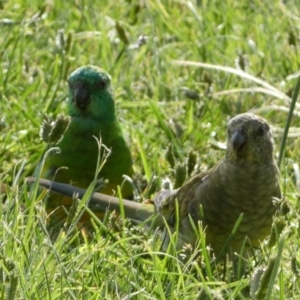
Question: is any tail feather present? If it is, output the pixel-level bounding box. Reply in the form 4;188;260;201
27;177;157;224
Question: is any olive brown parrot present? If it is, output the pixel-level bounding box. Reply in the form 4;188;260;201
32;113;281;254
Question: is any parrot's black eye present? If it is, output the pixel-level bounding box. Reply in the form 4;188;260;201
97;79;107;90
257;126;264;136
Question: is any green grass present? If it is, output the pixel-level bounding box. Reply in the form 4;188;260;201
1;0;300;298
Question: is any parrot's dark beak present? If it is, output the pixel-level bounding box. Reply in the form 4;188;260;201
231;129;247;151
73;83;90;110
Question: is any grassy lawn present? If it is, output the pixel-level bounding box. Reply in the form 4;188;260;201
1;0;300;298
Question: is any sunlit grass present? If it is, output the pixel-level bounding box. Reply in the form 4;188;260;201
1;0;300;298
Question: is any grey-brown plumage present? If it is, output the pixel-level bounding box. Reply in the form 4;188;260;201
157;113;281;254
29;113;281;255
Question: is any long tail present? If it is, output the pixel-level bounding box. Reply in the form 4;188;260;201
27;177;157;224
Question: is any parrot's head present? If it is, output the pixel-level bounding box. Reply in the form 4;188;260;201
225;113;275;164
67;65;115;120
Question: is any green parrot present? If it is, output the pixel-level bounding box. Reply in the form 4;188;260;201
42;65;133;222
33;113;281;255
